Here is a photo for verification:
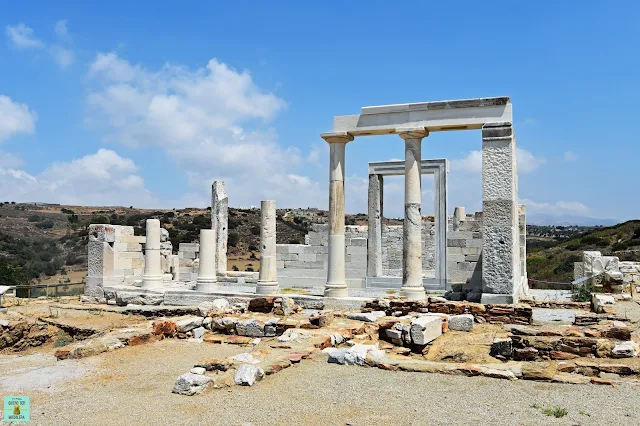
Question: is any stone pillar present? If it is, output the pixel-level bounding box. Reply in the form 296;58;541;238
196;229;217;292
481;122;520;304
321;132;354;298
519;204;528;291
434;161;448;287
453;206;465;231
256;200;279;295
141;219;163;289
211;181;228;273
367;174;383;277
398;128;428;300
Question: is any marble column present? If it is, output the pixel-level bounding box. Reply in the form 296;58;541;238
367;174;383;277
321;132;353;298
398;128;428;300
211;181;228;273
256;200;279;295
196;229;218;292
453;206;465;231
141;219;163;289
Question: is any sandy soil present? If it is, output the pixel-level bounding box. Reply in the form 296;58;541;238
0;339;638;426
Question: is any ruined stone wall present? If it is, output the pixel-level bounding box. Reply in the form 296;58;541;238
277;221;438;281
446;213;483;289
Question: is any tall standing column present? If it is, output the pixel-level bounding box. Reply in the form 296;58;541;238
367;174;383;277
256;200;279;295
321;132;353;298
196;229;218;292
141;219;163;289
398;128;428;300
481;122;520;304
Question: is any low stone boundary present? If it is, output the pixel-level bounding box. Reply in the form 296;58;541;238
520;299;591;310
363;297;533;324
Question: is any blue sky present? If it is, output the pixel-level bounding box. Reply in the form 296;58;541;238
1;2;638;223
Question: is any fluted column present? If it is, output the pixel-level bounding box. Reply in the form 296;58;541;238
256;200;279;295
196;229;217;292
321;132;353;298
398;128;428;300
142;219;163;289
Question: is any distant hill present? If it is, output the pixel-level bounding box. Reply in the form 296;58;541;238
527;213;618;227
526;219;640;284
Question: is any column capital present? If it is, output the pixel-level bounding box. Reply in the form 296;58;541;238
321;132;354;144
396;127;429;140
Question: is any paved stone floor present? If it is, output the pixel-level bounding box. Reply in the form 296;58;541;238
2;340;639;425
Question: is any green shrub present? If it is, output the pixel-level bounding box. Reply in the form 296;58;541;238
36;220;54;229
27;214;41;222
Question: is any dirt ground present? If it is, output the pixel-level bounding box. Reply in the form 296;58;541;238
0;339;637;426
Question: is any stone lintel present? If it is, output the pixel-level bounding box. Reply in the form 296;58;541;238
368;159;447;176
362;97;510;115
321;132;354;144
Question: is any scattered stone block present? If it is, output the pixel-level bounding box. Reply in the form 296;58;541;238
195;358;233;371
592;294;615;313
611;341;639;358
448;314;474;332
192;327;205;340
409;316;442;345
521;363;555;381
248;297;275;313
490;337;512;358
234;364;265;386
513;347;538;361
175;317;204;333
347;311;385;323
309;312;334;328
172;373;212;395
236;319;264;337
190;367;206;375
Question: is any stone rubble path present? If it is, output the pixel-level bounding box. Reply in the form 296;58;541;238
1;339;638;425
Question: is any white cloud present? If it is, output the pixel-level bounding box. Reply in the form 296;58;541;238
517;148;546;173
0;151;24;168
49;45;74;69
520;198;590;216
0;95;37;143
0;149;155;206
451;148;545;175
54;20;70;41
5;23;43;49
564;151;578;162
85;52;329;208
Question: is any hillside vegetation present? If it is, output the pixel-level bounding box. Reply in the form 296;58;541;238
526;220;640;284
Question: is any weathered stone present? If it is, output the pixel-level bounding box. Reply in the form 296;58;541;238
152;320;177;337
611;341;639;358
592;294;615;313
594;339;613;358
190;367;206;375
549;351;579;360
175;317;204;333
172;373;212;395
192;327;205;340
195;358;233;371
309;312;334;328
410;315;442;345
597;363;636;375
490;337;512;358
513;347;538;361
234;364;265;386
236;319;265;337
521;363;555;381
248;297;275;313
448;314;474;332
347;311;386;323
552;374;589;385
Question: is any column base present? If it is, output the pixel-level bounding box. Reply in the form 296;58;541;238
324;283;348;298
400;285;426;300
141;275;164;289
255;281;280;295
195;277;218;293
